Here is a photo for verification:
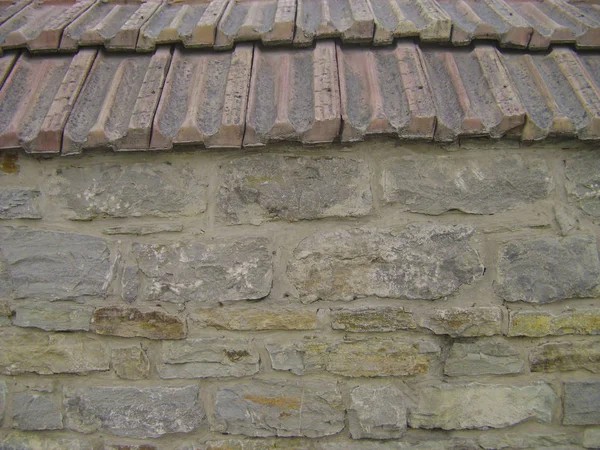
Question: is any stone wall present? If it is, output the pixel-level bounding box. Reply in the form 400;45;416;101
0;141;599;449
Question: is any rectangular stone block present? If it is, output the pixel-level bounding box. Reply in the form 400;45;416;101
0;187;41;219
91;306;186;340
158;338;259;378
132;237;272;304
330;306;416;332
192;307;317;331
564;381;600;425
12;302;94;331
479;431;582;450
217;154;371;224
212;379;344;437
382;154;552;215
445;338;524;376
417;306;503;337
0;328;109;375
111;345;149;380
266;337;441;377
566;151;600;220
0;227;113;301
509;309;600;337
496;235;600;304
48;161;207;221
348;384;407;439
409;382;558;430
288;224;483;302
530;339;600;373
11;390;63;430
65;385;205;438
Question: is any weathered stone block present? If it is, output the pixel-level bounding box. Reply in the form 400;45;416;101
530;340;600;373
192;307;317;331
0;432;93;450
65;385;204;438
0;381;5;424
0;328;109;375
266;337;440;377
508;309;600;337
121;263;140;303
204;439;314;450
0;228;113;300
132;237;272;304
496;235;600;304
288;224;483;302
12;303;94;331
11;391;63;430
382;154;551;215
565;151;600;219
217;155;372;224
417;307;503;337
348;385;407;439
0;188;42;219
445;338;524;376
158;338;259;378
409;382;558;430
91;306;186;340
48;163;207;220
479;431;582;449
212;379;344;437
111;346;150;380
584;428;600;449
564;382;600;425
331;306;416;332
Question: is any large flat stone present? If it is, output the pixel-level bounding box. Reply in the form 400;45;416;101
508;309;600;337
12;302;94;331
48;162;207;220
445;338;525;376
266;337;441;377
217;154;371;224
158;338;259;378
479;431;582;449
330;306;416;332
65;385;204;438
132;237;272;304
0;328;109;375
409;382;558;430
382;154;551;215
90;306;186;340
0;188;41;219
348;384;407;439
11;391;63;430
192;307;317;331
564;381;600;425
0;227;113;300
288;224;483;302
0;432;93;450
111;345;149;380
212;379;344;437
496;235;600;303
530;340;600;373
565;151;600;219
417;306;503;337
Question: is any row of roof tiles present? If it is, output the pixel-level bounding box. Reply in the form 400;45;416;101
0;41;599;154
0;0;600;54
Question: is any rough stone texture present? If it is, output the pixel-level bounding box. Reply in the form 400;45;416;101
121;263;140;304
111;345;150;380
330;307;416;332
584;428;600;449
564;382;600;425
0;432;93;450
0;381;5;425
0;188;41;219
530;340;600;373
192;307;317;331
417;307;504;337
12;303;94;331
212;379;344;438
158;338;259;378
64;385;205;438
347;384;407;439
408;382;558;430
479;431;582;449
508;309;600;337
0;227;113;300
496;235;600;304
48;163;207;220
288;224;483;302
90;306;186;340
132;237;272;304
11;391;63;430
565;151;600;219
103;223;184;236
217;155;372;224
382;154;551;215
266;337;440;377
0;328;109;375
445;338;525;376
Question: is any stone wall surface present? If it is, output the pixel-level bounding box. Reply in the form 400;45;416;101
0;141;599;449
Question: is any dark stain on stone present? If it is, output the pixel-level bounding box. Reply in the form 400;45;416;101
1;152;19;173
224;349;251;361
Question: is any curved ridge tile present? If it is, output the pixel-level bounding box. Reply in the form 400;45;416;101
244;40;340;146
151;45;252;149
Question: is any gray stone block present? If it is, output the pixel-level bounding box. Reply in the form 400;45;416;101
566;151;600;219
0;188;41;219
445;338;525;376
564;382;600;425
11;391;63;430
348;384;407;439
